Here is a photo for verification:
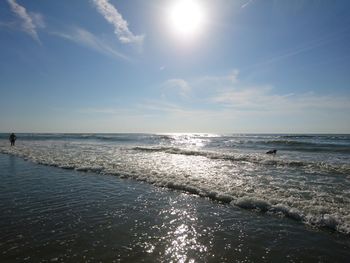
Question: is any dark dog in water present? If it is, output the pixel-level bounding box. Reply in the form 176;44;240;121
266;149;277;155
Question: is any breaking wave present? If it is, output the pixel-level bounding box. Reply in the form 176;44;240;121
132;146;350;175
0;133;349;235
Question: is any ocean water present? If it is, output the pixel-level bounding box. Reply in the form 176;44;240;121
1;154;350;262
0;133;349;237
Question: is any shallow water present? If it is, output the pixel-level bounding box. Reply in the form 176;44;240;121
0;133;349;235
0;154;350;262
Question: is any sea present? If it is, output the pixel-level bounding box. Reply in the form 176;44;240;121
0;133;349;262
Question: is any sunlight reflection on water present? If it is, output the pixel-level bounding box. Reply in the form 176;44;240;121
1;154;350;262
1;133;350;237
162;202;208;263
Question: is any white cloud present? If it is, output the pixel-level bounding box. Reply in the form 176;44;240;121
59;71;350;133
182;71;350;113
7;0;42;43
228;69;240;83
51;26;130;61
162;79;192;99
241;0;254;9
30;12;45;29
155;71;350;131
212;85;350;112
92;0;144;45
246;29;348;70
194;69;240;89
58;68;350;133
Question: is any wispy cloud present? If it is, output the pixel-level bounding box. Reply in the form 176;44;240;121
7;0;42;43
157;71;350;116
213;87;350;112
245;27;350;70
193;72;350;112
60;70;350;133
92;0;144;45
162;79;192;99
0;21;16;29
241;0;254;9
30;12;45;29
51;26;130;61
193;69;239;88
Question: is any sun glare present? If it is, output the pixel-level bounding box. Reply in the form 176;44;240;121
167;0;206;39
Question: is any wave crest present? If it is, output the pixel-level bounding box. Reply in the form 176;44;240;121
132;146;350;175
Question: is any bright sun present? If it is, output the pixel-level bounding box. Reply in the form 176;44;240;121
167;0;206;39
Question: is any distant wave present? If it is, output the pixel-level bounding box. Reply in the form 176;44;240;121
1;133;349;149
132;146;350;175
0;133;175;143
280;134;350;140
255;140;350;153
2;149;349;235
1;141;349;235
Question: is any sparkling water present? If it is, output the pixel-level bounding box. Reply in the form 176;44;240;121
1;133;349;235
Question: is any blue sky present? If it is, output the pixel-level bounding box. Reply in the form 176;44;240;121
0;0;349;133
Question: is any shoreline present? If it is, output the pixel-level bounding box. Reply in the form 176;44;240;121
1;141;349;236
1;153;350;262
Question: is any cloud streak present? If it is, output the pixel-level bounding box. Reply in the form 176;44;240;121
153;71;350;130
92;0;144;45
7;0;41;43
162;79;192;99
67;69;350;133
213;87;350;112
241;0;254;9
51;26;130;61
245;26;350;70
192;72;350;112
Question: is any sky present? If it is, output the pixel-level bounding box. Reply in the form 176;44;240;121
0;0;349;133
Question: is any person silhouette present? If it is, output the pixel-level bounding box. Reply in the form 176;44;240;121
9;133;17;146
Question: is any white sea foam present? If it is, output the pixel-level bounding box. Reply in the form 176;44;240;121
0;137;349;235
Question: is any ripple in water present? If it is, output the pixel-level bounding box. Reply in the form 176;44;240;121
0;154;350;262
0;133;349;235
